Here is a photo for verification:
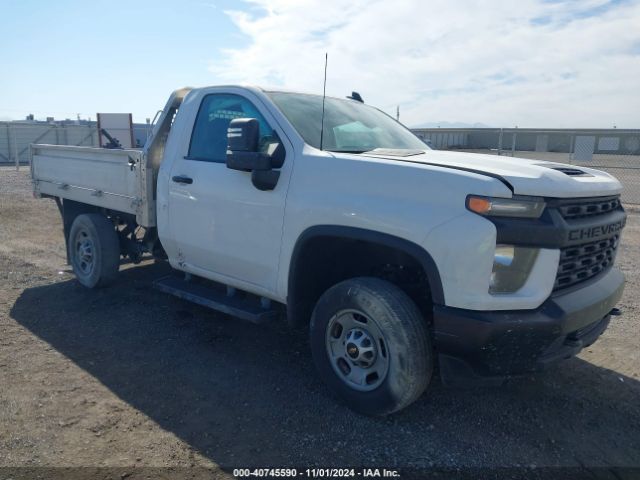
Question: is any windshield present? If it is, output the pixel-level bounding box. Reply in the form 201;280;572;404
267;92;429;153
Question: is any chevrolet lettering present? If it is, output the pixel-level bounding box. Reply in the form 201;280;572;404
568;219;626;242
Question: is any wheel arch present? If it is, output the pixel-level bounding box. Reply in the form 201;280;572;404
286;225;444;327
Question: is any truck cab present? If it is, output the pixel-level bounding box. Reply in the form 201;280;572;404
32;85;626;415
157;86;295;299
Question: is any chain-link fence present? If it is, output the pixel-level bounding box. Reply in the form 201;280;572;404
0;123;99;167
0;122;151;169
3;122;639;204
412;128;640;204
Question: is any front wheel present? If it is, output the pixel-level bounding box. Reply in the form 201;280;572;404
310;277;433;416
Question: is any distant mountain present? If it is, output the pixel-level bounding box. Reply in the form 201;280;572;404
411;121;492;129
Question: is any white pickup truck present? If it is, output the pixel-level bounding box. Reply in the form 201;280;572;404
31;86;626;415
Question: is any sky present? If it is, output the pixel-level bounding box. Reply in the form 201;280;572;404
1;0;639;128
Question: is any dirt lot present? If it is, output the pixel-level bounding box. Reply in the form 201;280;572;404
1;167;639;477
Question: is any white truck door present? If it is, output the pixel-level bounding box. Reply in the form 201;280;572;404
167;91;293;295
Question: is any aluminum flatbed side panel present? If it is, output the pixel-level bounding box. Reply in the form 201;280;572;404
31;144;154;226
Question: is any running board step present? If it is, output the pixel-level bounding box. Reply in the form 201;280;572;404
153;275;277;324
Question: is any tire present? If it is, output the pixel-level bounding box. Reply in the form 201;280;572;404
310;277;433;416
68;213;120;288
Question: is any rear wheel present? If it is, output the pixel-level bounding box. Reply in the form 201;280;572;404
68;213;120;288
310;277;433;416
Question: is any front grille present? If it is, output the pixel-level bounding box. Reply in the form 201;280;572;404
554;234;620;290
557;196;621;219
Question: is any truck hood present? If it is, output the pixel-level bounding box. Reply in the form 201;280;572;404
362;149;623;198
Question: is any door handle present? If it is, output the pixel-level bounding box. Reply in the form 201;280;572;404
172;175;193;185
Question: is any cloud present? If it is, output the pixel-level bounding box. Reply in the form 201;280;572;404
210;0;640;128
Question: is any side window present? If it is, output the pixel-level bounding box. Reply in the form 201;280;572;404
188;94;275;163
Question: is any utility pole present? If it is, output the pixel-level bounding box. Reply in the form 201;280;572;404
396;105;400;121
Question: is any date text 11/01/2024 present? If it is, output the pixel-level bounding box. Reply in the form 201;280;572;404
232;468;401;477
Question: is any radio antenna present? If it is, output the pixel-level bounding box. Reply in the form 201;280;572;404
320;53;328;151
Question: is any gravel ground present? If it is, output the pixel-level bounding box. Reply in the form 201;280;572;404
1;166;639;477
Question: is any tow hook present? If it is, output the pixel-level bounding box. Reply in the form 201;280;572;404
610;308;622;316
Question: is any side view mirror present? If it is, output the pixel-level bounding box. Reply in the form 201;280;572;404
226;118;270;171
226;118;285;191
227;118;257;152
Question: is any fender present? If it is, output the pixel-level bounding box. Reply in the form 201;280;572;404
287;225;445;326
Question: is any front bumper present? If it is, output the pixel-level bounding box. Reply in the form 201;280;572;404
433;267;625;386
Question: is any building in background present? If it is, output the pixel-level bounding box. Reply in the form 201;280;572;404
411;127;640;159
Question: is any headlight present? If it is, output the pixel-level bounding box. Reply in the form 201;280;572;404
490;245;539;293
467;195;546;218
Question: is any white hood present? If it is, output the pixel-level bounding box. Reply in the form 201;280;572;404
368;150;623;198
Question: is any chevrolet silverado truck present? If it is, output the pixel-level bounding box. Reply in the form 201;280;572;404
31;86;626;415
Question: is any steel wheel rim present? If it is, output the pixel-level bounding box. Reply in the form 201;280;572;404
73;230;95;276
325;309;390;392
